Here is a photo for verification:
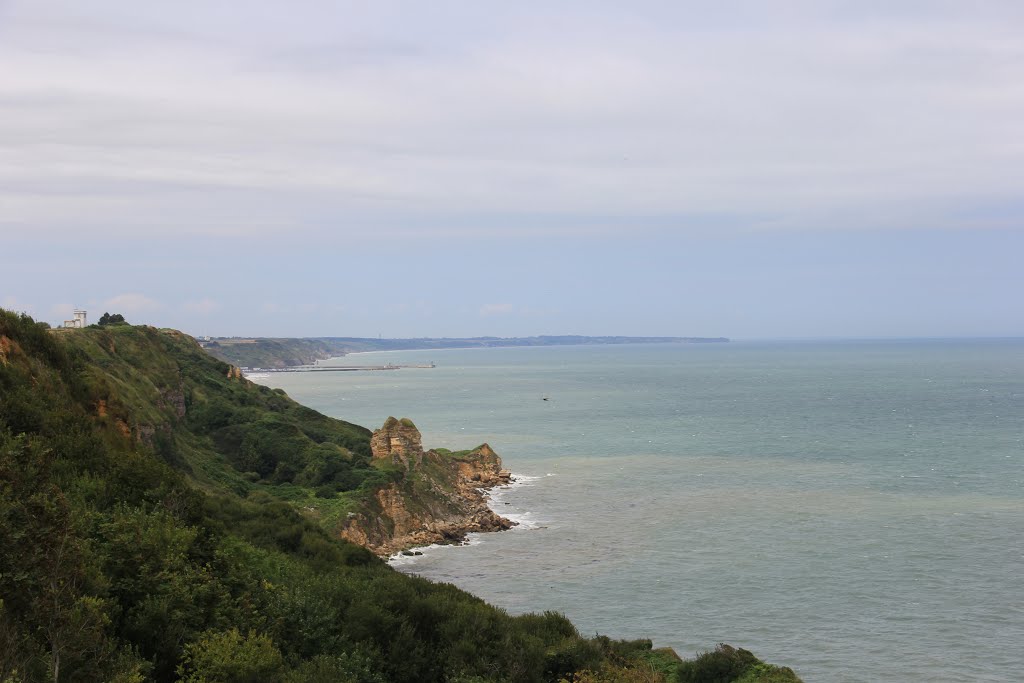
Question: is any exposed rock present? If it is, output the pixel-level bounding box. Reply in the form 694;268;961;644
0;335;12;366
452;443;513;487
134;423;156;446
340;420;517;556
159;384;187;420
370;416;424;468
133;422;173;447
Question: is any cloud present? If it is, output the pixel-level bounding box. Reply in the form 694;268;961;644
103;292;161;314
183;298;220;315
1;2;1022;240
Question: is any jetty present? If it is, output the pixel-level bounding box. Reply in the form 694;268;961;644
242;362;435;375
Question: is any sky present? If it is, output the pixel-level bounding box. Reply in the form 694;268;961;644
2;1;1022;338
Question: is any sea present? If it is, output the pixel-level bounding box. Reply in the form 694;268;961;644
252;340;1024;682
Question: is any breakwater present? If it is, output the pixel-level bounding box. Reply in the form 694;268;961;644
242;362;435;374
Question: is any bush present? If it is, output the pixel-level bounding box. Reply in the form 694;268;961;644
177;628;285;682
677;644;759;683
98;312;128;326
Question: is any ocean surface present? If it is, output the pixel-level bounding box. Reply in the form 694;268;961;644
253;340;1024;682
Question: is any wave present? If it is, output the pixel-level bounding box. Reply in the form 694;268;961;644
486;472;545;530
387;542;463;567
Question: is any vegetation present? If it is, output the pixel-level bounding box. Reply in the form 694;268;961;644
200;338;344;369
677;646;801;683
97;312;127;326
0;310;795;682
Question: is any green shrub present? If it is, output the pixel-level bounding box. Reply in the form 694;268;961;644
677;644;760;683
177;628;285;683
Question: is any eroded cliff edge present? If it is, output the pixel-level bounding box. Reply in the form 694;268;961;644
339;416;516;555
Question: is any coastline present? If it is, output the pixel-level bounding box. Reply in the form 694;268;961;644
212;336;730;371
387;471;544;567
337;417;520;556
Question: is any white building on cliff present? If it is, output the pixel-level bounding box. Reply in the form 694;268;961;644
63;309;87;328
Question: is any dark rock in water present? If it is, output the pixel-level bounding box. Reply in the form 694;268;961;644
401;550;416;556
413;551;423;556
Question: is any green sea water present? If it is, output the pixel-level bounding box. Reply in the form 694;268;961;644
254;340;1024;682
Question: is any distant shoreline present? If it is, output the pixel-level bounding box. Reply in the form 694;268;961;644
203;334;729;368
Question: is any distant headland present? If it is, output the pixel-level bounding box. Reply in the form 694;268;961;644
200;334;730;368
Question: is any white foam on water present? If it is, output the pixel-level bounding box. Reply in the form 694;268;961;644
500;509;543;530
387;541;470;567
486;472;546;530
507;473;542;486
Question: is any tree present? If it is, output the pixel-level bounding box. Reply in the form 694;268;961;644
98;313;127;326
0;435;112;682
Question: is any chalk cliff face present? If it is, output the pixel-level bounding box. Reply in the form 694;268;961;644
340;417;515;555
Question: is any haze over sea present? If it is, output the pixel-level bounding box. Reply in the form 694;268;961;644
255;340;1024;682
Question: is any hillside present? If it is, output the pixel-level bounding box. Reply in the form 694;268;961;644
0;310;797;683
202;335;729;369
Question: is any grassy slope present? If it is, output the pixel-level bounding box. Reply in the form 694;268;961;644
0;311;798;683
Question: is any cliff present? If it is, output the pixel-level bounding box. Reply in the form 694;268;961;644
200;337;341;368
341;417;515;555
0;310;800;683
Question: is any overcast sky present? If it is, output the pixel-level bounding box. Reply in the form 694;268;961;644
2;1;1022;338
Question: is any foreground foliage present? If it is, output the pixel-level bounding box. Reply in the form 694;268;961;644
0;311;798;682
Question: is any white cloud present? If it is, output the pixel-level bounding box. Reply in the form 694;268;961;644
103;292;161;314
1;2;1023;239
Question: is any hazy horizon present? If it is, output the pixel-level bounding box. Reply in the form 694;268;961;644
4;2;1023;338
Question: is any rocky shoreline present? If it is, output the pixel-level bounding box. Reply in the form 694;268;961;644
338;417;517;556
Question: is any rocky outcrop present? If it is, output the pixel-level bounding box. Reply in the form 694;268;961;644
0;335;13;366
157;376;187;421
340;418;515;556
370;416;424;467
